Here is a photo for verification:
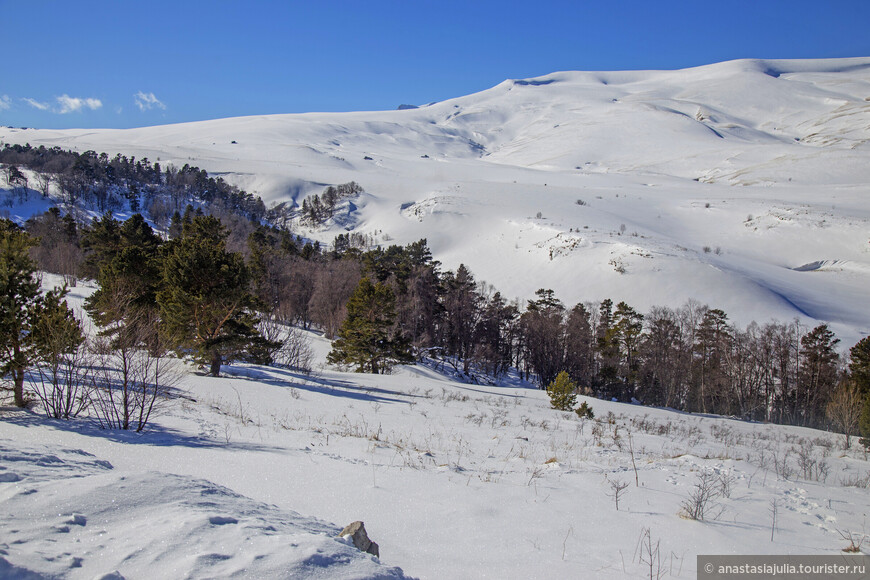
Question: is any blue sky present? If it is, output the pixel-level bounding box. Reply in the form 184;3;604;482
1;0;868;130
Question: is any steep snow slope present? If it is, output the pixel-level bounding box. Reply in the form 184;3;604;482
3;57;869;340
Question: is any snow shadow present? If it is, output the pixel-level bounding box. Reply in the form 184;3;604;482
223;365;425;405
0;409;273;452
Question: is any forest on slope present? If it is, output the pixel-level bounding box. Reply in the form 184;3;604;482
2;143;869;442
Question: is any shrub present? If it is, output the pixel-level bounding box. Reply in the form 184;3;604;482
576;401;594;419
679;471;720;521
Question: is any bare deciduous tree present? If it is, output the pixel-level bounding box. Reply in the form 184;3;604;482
257;317;314;374
607;476;629;511
31;172;52;198
826;381;864;449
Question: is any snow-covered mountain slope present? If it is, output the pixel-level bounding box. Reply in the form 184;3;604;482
3;57;869;341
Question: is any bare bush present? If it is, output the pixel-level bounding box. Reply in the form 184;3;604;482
29;342;92;419
717;469;735;498
839;471;870;488
837;529;867;553
89;323;179;432
264;320;315;374
795;442;829;482
680;470;721;521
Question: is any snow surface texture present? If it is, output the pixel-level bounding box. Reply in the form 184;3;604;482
0;442;407;579
2;57;869;343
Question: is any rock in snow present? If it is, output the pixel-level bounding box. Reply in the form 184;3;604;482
339;521;381;558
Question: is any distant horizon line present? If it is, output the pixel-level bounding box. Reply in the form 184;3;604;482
4;55;869;133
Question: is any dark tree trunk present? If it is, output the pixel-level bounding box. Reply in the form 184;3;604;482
13;367;26;408
210;352;222;377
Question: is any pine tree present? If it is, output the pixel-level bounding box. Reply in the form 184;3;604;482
860;400;870;449
442;265;482;372
849;337;870;447
80;212;122;280
521;290;565;387
85;214;163;350
0;221;42;407
327;277;413;374
850;337;870;394
613;301;644;392
157;215;267;376
547;371;578;411
564;303;594;387
0;220;82;407
798;324;840;428
596;298;620;386
30;287;85;366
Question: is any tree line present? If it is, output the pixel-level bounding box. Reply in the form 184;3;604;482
320;240;868;435
0;143;267;226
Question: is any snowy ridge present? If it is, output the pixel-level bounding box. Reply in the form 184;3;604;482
2;57;870;342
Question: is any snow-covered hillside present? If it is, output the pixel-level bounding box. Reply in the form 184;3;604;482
2;320;869;579
2;57;869;342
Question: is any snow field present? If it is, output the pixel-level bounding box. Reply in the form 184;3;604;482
2;323;869;578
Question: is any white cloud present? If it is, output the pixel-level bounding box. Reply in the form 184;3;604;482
134;91;166;111
56;94;102;114
0;95;10;110
23;97;50;110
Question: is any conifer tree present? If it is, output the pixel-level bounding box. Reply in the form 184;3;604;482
596;298;620;385
849;337;870;447
30;287;85;367
0;221;42;407
0;220;82;407
80;212;122;280
85;214;162;349
521;289;565;387
798;324;840;428
547;371;578;411
157;215;267;376
327;277;413;374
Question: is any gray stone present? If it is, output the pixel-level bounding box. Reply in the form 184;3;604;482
339;521;380;558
